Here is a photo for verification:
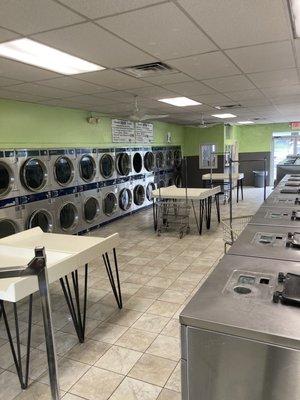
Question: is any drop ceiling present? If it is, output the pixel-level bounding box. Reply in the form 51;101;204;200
0;0;299;125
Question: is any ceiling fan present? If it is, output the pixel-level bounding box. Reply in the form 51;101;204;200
125;96;169;122
188;114;219;128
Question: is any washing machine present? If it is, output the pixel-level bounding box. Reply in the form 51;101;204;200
144;149;155;173
21;197;55;233
132;175;146;211
101;180;119;224
80;187;101;233
77;148;98;186
0;150;20;202
53;192;82;234
17;149;51;195
0;204;23;239
153;147;165;172
165;148;174;170
98;148;117;181
115;148;132;177
49;148;77;190
118;177;134;216
131;147;144;175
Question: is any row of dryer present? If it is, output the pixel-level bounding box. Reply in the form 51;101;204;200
0;146;181;202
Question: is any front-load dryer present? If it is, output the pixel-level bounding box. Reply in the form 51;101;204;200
98;148;117;181
77;148;98;186
115;148;132;177
80;187;101;233
132;176;146;211
0;204;23;239
144;149;155;173
131;147;144;175
153;147;165;172
53;192;82;234
165;148;174;170
118;177;134;217
50;148;77;190
155;172;166;189
165;170;175;187
0;150;20;202
100;180;119;224
22;197;55;233
174;147;182;169
17;149;51;196
145;179;156;206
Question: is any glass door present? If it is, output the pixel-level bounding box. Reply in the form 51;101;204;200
272;134;299;183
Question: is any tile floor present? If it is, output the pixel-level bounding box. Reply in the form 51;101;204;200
0;187;269;400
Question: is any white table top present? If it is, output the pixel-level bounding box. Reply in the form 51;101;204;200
0;227;120;302
202;172;244;180
152;185;221;200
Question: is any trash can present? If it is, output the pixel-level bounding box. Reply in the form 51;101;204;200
253;170;268;187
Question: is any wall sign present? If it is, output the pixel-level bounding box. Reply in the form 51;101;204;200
135;122;154;143
112;119;135;143
199;143;218;169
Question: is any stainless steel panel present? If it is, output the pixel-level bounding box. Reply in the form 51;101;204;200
250;206;300;228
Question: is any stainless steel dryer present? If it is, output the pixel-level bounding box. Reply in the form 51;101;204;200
165;148;174;170
145;180;156;206
249;206;300;228
264;190;300;207
228;223;300;262
131;147;144;175
50;149;77;190
174;147;182;169
155;172;166;189
132;175;146;210
0;204;23;238
153;147;165;172
100;180;119;223
144;149;155;173
165;170;175;187
98;148;116;181
80;187;101;233
115;148;132;177
77;148;98;185
22;198;55;233
17;149;51;195
53;192;82;234
118;177;133;216
0;150;20;202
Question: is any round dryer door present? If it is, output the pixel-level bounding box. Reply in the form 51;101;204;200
104;192;117;216
60;203;78;231
144;151;154;172
54;156;74;186
0;161;14;198
165;150;174;168
155;151;164;169
100;154;114;179
0;219;19;239
174;150;182;167
79;155;96;182
175;174;182;188
116;153;130;176
167;177;174;186
119;188;132;211
21;158;47;191
134;185;145;206
84;197;100;223
157;180;165;189
132;153;142;173
146;182;155;201
27;209;53;232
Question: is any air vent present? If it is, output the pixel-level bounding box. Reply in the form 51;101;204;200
222;104;242;109
118;62;174;77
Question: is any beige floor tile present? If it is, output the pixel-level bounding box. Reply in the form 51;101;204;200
161;319;180;338
128;354;176;386
20;324;45;348
0;342;26;369
66;339;110;364
86;302;116;321
62;394;83;399
95;345;142;374
146;335;180;362
109;377;161;400
116;328;157;352
157;388;181;400
124;296;154;312
158;290;188;304
0;370;22;400
38;331;78;356
13;381;62;399
8;348;49;380
132;314;169;334
146;277;175;289
107;309;143;327
61;317;99;336
124;274;152;285
88;323;128;344
134;286;165;300
70;366;123;400
165;363;181;392
147;301;180;318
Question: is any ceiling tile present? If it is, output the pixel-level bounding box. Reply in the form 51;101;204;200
271;94;300;104
0;27;19;43
6;82;80;98
203;75;255;92
0;0;84;35
0;57;60;81
98;3;216;59
59;0;164;19
36;77;113;94
247;69;299;88
0;89;47;102
33;22;155;67
168;52;240;80
127;86;179;99
224;89;266;101
94;91;136;102
0;76;24;87
62;95;115;106
226;41;295;73
262;85;300;98
163;81;215;96
275;103;300;114
177;0;290;48
142;72;193;85
76;70;150;90
192;93;233;106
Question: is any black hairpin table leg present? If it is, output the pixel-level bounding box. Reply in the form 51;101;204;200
102;248;122;309
215;194;221;223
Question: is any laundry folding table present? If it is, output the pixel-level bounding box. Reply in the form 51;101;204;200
0;227;121;399
202;172;244;202
152;185;221;235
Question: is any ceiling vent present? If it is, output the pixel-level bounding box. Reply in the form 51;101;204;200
221;104;242;109
117;62;175;77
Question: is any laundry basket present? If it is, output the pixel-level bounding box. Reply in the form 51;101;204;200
222;215;253;253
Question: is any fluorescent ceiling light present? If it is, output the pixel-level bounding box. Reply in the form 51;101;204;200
0;38;105;75
211;113;237;119
237;121;254;125
158;97;201;107
289;0;300;38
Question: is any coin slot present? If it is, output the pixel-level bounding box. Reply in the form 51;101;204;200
259;278;269;285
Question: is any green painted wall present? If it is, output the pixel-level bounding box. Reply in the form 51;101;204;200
0;99;184;149
182;124;225;156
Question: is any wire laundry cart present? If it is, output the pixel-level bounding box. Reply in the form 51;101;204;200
222;215;253;253
156;199;191;238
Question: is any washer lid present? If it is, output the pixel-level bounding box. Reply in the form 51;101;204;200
60;203;78;230
80;155;96;182
84;197;100;222
22;158;47;191
0;161;13;197
119;188;132;211
55;156;74;185
28;210;53;232
0;219;18;238
100;154;114;178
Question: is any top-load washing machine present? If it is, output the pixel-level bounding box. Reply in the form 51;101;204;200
80;187;101;233
118;176;134;216
100;180;119;224
17;149;51;196
98;148;116;181
0;150;20;203
143;149;155;173
131;147;144;175
21;197;55;233
115;148;132;177
77;148;98;186
0;204;23;239
50;148;77;190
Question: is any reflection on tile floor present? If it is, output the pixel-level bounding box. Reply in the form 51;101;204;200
0;187;269;399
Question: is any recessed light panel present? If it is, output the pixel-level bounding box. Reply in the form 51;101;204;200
237;121;254;125
211;113;237;119
158;97;201;107
0;38;105;75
